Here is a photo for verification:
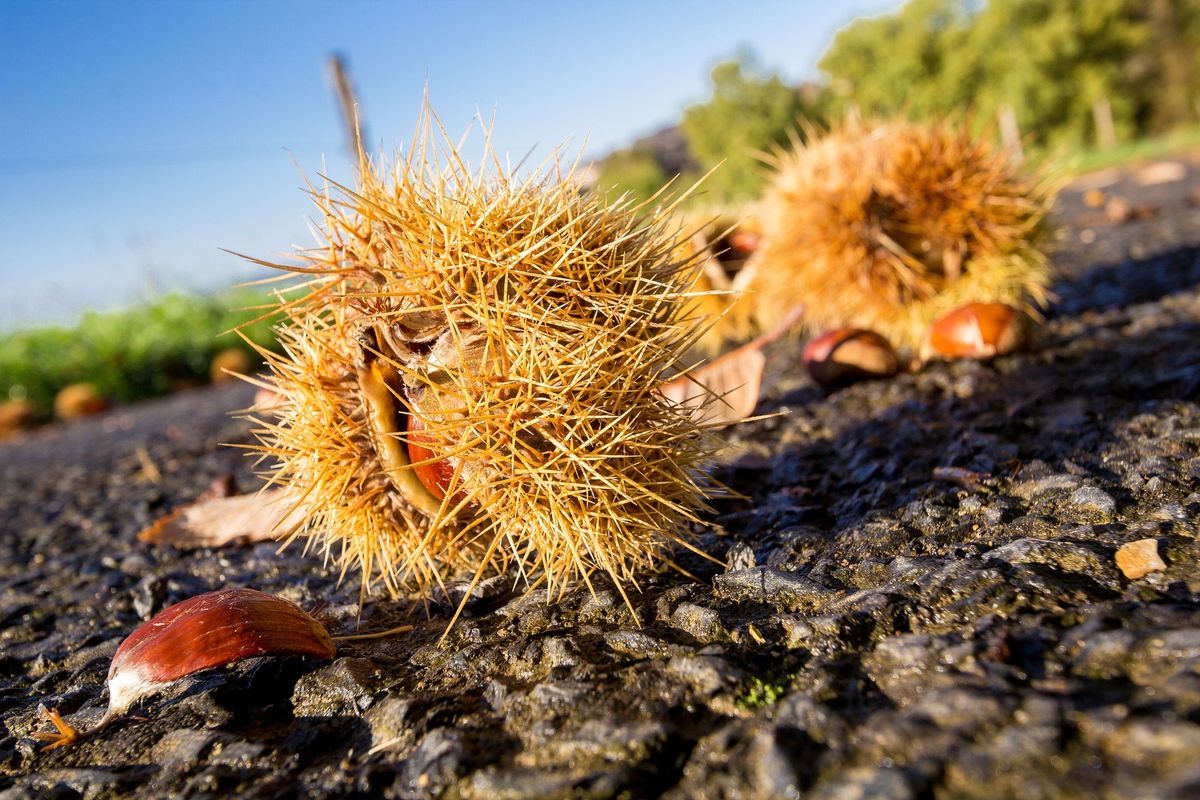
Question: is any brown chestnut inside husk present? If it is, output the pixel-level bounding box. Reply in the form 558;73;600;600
406;411;470;507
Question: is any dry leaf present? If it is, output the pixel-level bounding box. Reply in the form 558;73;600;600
138;489;302;548
662;349;766;427
932;466;991;487
661;305;803;426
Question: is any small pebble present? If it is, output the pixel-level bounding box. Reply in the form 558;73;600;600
669;603;727;643
725;541;756;572
1115;538;1166;580
1069;486;1115;516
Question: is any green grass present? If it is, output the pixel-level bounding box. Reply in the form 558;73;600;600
0;288;281;416
1057;124;1200;176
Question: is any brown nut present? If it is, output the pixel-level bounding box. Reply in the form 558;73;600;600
54;383;108;420
210;347;254;384
924;302;1026;361
106;587;334;718
803;328;900;389
1082;188;1105;209
728;229;761;256
406;412;470;507
0;398;38;436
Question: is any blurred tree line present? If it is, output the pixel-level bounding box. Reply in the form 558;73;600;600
593;55;820;205
594;0;1200;205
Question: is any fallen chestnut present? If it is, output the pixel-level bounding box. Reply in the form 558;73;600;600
923;302;1026;361
35;588;334;749
210;347;254;384
803;328;900;389
54;382;107;420
108;588;333;712
0;398;37;437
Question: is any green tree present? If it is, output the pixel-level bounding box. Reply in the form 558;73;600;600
680;56;819;203
820;0;1168;150
819;0;971;119
957;0;1151;148
591;147;671;206
1136;0;1200;132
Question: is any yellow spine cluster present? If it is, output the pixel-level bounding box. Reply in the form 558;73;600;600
250;112;720;617
752;116;1054;353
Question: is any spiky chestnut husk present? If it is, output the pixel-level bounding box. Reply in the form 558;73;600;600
674;209;761;355
248;113;721;610
751;116;1054;356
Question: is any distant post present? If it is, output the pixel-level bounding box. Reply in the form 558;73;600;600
1092;96;1117;150
328;54;367;163
998;105;1023;164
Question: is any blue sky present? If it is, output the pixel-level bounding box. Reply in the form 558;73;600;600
0;0;898;329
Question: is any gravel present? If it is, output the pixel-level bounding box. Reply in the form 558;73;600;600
1;158;1199;798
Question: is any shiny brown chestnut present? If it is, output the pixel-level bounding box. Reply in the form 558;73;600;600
35;588;334;749
107;588;334;713
728;229;761;256
924;302;1026;361
803;328;900;390
406;413;470;507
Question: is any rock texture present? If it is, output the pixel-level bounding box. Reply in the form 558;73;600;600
1;159;1199;798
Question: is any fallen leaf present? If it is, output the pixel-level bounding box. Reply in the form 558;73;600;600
661;305;804;426
138;489;302;548
661;348;766;426
134;446;162;483
1134;160;1186;186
